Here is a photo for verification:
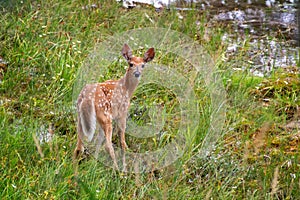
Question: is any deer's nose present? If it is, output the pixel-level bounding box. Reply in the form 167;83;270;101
134;71;140;78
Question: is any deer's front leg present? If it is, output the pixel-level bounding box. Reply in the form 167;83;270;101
117;117;128;150
117;117;127;172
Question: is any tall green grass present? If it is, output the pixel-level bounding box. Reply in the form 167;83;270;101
1;0;299;199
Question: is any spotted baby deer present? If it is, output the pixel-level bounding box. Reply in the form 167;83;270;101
74;44;155;170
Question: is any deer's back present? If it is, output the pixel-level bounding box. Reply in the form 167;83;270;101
77;80;129;120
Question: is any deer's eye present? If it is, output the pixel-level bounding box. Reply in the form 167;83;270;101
141;64;145;68
129;63;134;67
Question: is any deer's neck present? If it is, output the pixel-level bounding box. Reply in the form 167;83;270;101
118;72;139;98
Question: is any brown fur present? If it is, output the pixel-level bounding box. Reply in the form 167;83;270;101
74;44;155;171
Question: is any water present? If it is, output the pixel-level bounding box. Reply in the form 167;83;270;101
186;0;299;76
120;0;299;76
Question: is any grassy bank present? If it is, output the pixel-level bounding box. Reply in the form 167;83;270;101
0;0;299;199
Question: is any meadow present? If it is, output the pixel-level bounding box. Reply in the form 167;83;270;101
0;0;299;199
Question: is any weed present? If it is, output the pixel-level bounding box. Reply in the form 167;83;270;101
0;0;299;199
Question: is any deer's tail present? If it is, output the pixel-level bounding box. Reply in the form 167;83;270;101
78;99;96;142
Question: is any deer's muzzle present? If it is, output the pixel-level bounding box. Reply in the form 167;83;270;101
134;71;140;78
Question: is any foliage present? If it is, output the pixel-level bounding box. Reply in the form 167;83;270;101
0;0;299;199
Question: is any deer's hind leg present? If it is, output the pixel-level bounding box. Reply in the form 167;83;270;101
74;115;85;159
100;118;118;170
94;126;105;159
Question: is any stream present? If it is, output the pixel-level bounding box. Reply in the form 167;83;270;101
202;0;299;76
121;0;299;76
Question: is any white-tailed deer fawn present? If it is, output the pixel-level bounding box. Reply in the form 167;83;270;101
74;44;155;170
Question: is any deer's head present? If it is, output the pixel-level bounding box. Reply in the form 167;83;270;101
122;43;155;79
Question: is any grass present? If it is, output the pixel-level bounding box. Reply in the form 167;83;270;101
1;0;300;199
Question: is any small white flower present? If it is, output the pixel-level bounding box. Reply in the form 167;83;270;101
290;173;296;179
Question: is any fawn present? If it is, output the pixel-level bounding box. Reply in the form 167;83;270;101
74;44;155;170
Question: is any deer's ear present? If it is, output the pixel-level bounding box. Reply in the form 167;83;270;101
143;48;155;63
122;43;132;62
